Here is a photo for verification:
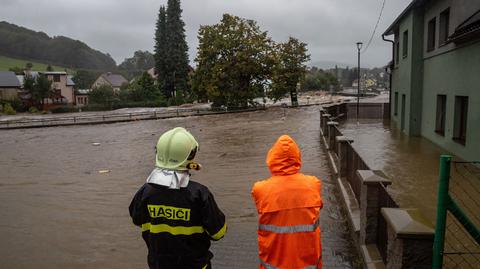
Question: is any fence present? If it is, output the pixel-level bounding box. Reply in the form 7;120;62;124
433;156;480;268
0;106;264;129
320;102;433;269
377;183;399;263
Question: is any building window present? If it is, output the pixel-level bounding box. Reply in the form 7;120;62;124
435;95;446;135
427;17;436;52
453;96;468;145
402;30;408;58
53;74;61;82
394;92;399;116
439;8;450;45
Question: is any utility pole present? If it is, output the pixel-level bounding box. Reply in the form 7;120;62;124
356;42;363;122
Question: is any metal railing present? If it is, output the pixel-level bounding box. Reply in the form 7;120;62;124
0;106;264;129
433;156;480;268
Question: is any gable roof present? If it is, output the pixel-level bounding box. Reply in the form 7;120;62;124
0;71;21;87
383;0;426;36
67;75;75;86
449;9;480;43
101;73;128;87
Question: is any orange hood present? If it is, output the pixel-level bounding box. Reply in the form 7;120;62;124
266;135;302;176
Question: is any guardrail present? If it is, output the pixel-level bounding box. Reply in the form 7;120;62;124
0;106;263;129
320;102;434;269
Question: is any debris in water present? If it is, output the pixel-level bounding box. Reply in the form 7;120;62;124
98;169;110;174
92;142;101;146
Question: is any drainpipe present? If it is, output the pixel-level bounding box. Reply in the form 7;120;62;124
382;34;395;119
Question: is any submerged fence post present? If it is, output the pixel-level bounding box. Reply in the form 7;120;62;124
336;136;353;178
319;108;325;130
327;121;338;150
432;155;452;269
382;208;434;269
357;170;391;244
321;114;331;133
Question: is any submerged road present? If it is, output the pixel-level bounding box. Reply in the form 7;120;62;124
0;106;359;268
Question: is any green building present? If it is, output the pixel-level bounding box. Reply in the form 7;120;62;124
383;0;480;161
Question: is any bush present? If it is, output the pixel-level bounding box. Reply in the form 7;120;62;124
111;99;167;109
49;106;77;114
28;106;39;113
9;98;24;111
3;103;16;115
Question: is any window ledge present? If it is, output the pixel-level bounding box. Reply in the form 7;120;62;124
435;130;445;136
452;137;466;146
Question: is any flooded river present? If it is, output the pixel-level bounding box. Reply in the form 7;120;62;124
0;106;358;268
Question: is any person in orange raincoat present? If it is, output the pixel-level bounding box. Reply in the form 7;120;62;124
252;135;323;269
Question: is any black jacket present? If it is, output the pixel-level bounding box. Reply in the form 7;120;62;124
129;180;226;269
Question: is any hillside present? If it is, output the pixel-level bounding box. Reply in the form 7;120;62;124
0;21;116;70
0;55;73;72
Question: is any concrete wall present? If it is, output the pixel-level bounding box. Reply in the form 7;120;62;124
421;41;480;161
391;13;414;135
409;7;425;136
0;87;19;100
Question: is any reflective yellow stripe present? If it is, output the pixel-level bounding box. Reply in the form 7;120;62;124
141;223;204;235
207;222;227;240
202;265;207;269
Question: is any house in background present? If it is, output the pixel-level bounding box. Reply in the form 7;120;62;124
0;71;20;100
383;0;480;161
44;71;75;105
147;67;158;80
92;72;128;93
75;89;91;107
21;71;75;105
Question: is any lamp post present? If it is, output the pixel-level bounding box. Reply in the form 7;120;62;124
356;42;363;121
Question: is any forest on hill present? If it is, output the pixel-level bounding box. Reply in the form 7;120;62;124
0;21;116;70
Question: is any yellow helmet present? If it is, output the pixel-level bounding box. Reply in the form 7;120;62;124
155;127;199;170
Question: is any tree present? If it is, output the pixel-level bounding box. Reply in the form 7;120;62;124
25;62;33;70
269;37;310;102
46;65;53;71
30;75;53;107
154;6;167;95
89;85;116;107
119;50;155;79
192;14;275;108
72;70;99;89
130;72;161;101
164;0;190;99
8;67;24;75
302;67;339;91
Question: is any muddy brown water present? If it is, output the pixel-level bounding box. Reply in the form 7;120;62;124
339;119;480;224
0;106;358;268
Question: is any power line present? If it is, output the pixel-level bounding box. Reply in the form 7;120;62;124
362;0;387;54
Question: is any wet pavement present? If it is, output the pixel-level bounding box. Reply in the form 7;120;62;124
0;106;359;268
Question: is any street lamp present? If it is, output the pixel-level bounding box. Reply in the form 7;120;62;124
356;42;363;121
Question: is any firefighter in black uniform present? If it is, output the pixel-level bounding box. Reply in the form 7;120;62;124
129;127;226;269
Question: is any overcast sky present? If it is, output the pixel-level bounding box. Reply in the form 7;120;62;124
0;0;411;68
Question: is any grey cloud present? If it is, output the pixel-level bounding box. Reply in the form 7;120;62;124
0;0;411;67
